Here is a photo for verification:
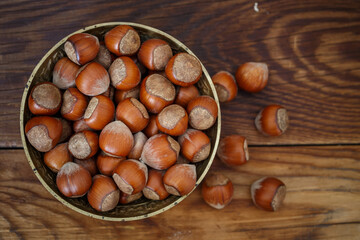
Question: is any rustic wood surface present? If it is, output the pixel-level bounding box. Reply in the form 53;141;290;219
0;0;359;239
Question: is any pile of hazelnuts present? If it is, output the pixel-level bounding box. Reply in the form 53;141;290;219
25;25;220;212
25;24;289;214
202;64;289;211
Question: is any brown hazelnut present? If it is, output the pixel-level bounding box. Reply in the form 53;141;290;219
105;25;140;56
75;62;110;96
28;82;62;115
64;33;100;65
139;73;176;113
108;57;141;90
52;57;79;89
137;39;173;71
187;96;218;130
25;116;62;152
165;53;202;87
68;131;99;160
141;134;180;170
156;104;188;136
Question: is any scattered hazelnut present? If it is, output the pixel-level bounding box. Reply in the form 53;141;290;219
212;71;238;102
217;135;249;166
251;177;286;211
235;62;268;93
201;172;234;209
255;105;289;136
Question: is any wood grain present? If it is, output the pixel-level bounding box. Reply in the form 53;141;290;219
0;146;359;239
1;0;360;147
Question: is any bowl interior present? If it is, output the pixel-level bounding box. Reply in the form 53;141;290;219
20;22;221;221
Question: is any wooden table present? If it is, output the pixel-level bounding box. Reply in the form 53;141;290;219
1;0;359;239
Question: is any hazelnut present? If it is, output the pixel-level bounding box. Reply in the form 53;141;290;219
137;39;173;71
255;105;289;136
178;129;211;163
61;87;88;121
108;57;141;90
187;96;218;130
75;62;110;96
116;98;149;133
201;172;233;209
84;95;115;130
128;132;148;160
141;134;180;170
114;86;140;105
28;82;62;115
99;121;134;157
156;104;188;136
87;175;120;212
174;85;200;108
56;162;92;198
251;177;286;211
163;164;196;196
139;73;176;113
112;159;148;195
64;33;99;65
25;116;62;152
165;53;202;87
52;57;79;89
105;25;140;56
212;71;238;102
96;151;125;176
74;157;98;176
43;142;73;172
235;62;268;93
217;135;249;166
143;169;169;200
68;131;99;160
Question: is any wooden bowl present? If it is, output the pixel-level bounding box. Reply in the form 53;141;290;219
19;22;221;221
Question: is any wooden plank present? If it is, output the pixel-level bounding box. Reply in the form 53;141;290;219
0;146;359;239
1;0;360;147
